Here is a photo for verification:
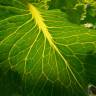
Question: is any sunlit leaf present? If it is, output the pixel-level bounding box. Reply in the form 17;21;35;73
0;0;96;96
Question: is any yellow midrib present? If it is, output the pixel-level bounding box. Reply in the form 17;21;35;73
28;3;63;61
28;3;54;48
28;3;83;89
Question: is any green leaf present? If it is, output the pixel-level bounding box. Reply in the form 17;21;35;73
49;0;78;9
0;1;96;96
49;0;96;25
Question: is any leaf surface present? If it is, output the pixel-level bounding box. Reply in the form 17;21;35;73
0;1;96;96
